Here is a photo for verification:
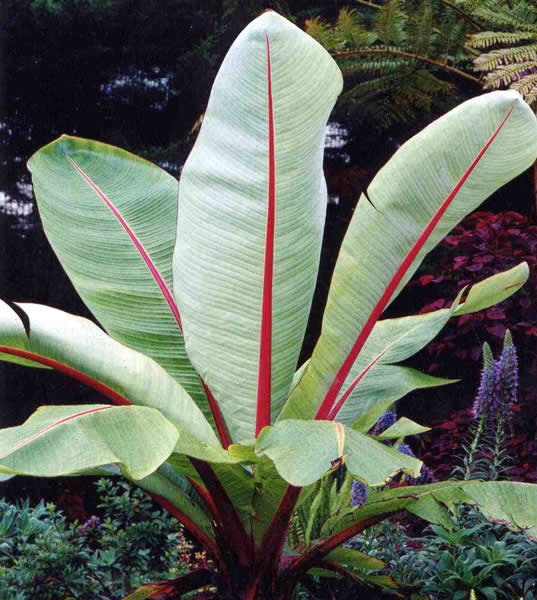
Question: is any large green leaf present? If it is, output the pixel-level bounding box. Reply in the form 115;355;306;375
27;136;209;418
255;420;421;486
173;11;343;441
286;91;537;422
282;262;528;424
373;481;537;539
0;301;218;445
0;405;178;480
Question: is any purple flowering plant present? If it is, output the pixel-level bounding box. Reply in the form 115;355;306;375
456;331;518;481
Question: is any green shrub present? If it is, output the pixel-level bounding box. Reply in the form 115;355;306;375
0;479;207;600
352;507;537;599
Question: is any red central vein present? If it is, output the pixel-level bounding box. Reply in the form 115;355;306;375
68;157;183;331
0;346;131;406
255;35;276;437
68;157;230;447
316;107;515;421
0;346;225;551
327;350;388;421
2;405;113;458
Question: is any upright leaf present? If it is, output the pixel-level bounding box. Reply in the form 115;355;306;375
287;91;537;421
173;11;343;441
27;137;210;420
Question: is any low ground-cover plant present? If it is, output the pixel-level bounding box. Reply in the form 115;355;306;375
0;479;203;600
352;507;537;600
2;10;537;600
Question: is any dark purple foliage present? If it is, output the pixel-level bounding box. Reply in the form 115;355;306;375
408;211;537;389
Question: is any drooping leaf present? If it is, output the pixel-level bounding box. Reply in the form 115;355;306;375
324;546;385;570
173;11;343;441
0;302;218;445
286;91;537;423
255;420;421;486
0;405;178;480
372;480;537;538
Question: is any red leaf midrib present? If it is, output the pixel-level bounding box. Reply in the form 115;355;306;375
255;34;276;437
68;156;231;447
316;106;515;420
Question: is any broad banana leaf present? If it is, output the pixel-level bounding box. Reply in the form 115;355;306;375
255;420;422;487
0;404;178;480
286;90;537;422
27;136;208;419
0;301;218;445
282;260;528;423
321;481;537;539
173;11;343;441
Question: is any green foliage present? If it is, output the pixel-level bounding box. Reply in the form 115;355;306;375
306;0;475;130
353;507;537;599
0;479;201;600
464;0;537;108
288;470;354;549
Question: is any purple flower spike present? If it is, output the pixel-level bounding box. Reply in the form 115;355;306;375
350;480;368;507
472;332;518;425
472;359;497;420
496;342;518;422
396;443;415;458
372;409;397;435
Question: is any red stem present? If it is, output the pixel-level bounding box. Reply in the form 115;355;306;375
327;349;387;421
259;485;302;573
0;346;131;405
190;457;253;567
256;34;276;437
200;377;232;448
283;515;384;581
315;107;514;421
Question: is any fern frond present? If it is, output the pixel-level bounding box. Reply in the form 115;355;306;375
468;30;537;49
305;16;337;50
483;61;537;88
375;0;408;45
470;6;537;32
339;55;410;75
474;43;537;71
411;0;434;56
512;71;537;95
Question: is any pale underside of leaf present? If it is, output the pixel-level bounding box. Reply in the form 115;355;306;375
173;11;343;441
285;91;537;424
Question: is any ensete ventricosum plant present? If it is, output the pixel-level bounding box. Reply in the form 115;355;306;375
1;10;537;600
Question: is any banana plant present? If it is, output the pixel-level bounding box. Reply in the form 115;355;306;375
2;9;537;600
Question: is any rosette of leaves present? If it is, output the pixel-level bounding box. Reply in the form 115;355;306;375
306;1;478;130
1;10;537;600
